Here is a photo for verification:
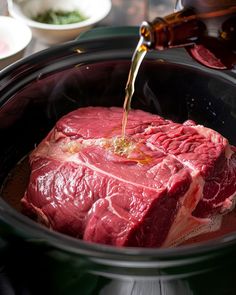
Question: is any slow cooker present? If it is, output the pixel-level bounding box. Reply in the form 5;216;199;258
0;27;235;295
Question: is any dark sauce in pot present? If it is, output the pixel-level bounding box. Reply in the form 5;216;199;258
1;156;30;212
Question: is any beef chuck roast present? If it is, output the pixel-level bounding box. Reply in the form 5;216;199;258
21;107;236;247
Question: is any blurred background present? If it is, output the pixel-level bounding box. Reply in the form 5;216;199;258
0;0;175;55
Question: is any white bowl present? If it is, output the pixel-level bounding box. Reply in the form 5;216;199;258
0;16;32;70
8;0;112;45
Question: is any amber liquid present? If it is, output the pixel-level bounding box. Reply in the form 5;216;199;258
121;38;148;137
122;1;236;136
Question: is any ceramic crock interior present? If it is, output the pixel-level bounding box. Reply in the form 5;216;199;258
0;27;236;260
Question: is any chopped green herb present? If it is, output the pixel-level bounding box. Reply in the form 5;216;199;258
33;9;87;25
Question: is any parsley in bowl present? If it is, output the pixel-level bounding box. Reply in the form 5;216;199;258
33;9;87;25
8;0;112;44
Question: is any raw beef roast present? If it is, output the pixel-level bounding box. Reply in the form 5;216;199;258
22;107;236;247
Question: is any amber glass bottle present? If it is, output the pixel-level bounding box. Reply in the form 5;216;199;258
140;0;236;69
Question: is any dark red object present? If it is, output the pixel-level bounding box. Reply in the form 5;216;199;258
21;107;236;247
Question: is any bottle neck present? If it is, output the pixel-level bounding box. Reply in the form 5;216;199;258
140;8;205;50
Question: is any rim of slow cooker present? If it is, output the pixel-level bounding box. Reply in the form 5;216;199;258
0;27;236;263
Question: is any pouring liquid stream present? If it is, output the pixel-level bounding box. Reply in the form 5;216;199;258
121;37;148;138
